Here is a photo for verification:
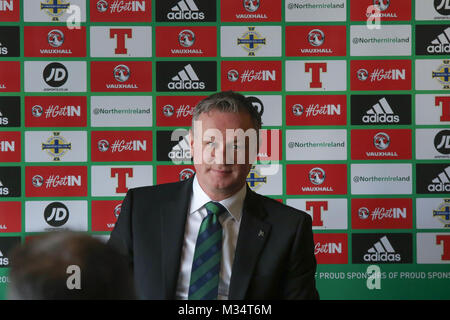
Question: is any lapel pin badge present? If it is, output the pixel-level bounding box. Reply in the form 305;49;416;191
258;230;265;237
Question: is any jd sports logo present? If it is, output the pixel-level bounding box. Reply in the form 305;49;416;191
352;233;412;264
156;61;216;92
155;0;216;22
435;129;450;154
416;25;450;55
43;62;68;87
435;0;450;15
351;95;411;125
44;202;69;227
417;164;450;194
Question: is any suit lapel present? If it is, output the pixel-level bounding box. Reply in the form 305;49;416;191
228;189;271;300
160;178;193;299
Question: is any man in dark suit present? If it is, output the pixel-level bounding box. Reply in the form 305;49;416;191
109;91;319;300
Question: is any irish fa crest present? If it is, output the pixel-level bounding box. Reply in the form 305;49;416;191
237;27;266;56
40;0;71;22
432;60;450;89
41;132;71;161
246;166;267;190
433;199;450;228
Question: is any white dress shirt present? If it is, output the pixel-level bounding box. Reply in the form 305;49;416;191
175;175;246;300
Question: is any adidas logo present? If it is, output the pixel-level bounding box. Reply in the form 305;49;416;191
167;0;205;20
363;236;401;262
428;166;450;192
0;250;8;266
168;133;192;162
168;64;205;90
0;179;9;195
362;97;399;123
428;27;450;54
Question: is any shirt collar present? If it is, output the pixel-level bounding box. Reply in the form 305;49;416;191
190;175;246;222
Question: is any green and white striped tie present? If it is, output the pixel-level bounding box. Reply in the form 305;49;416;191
188;201;226;300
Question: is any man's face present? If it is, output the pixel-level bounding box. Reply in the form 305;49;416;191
190;109;257;200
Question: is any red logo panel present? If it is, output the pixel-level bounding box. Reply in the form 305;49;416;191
91;200;123;231
351;60;411;91
25;166;87;197
350;0;411;21
157;165;196;185
221;61;282;92
91;131;153;162
0;202;21;233
89;0;151;22
313;233;348;264
351;129;412;160
0;131;20;162
286;164;347;195
25;96;87;127
0;61;20;92
90;61;152;92
352;198;413;229
286;95;347;126
155;26;217;57
221;0;281;22
24;26;87;57
156;96;206;127
286;26;346;57
0;0;19;22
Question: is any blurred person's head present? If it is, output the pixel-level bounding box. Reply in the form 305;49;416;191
7;231;135;300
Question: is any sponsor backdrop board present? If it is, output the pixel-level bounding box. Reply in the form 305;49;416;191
0;0;449;300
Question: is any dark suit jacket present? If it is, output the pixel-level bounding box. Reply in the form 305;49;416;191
108;177;319;300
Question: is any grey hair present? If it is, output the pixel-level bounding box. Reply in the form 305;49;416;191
192;91;262;131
